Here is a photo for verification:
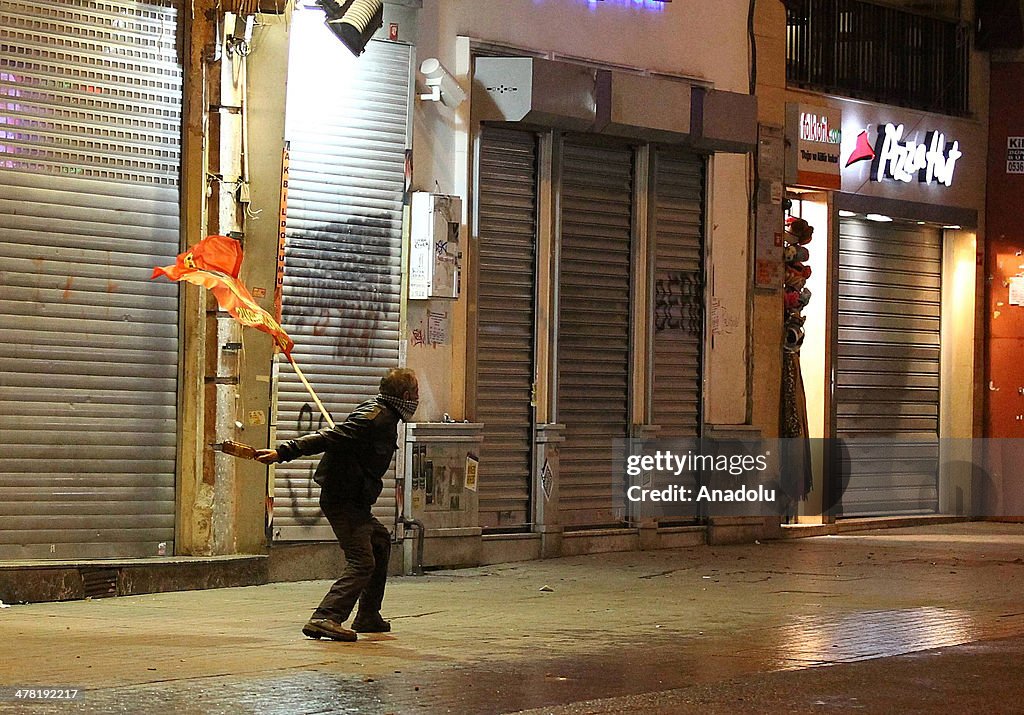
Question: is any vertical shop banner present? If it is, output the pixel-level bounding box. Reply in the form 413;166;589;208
275;144;290;322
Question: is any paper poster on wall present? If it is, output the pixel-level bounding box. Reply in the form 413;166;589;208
1008;137;1024;174
428;310;449;345
412;442;469;511
1009;276;1024;306
756;125;785;289
465;453;479;492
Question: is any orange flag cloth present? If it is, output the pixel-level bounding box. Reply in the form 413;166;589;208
152;235;294;357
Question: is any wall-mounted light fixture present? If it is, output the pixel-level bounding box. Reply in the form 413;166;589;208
419;58;467;108
317;0;383;57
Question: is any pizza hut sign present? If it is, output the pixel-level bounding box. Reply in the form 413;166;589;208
846;123;962;187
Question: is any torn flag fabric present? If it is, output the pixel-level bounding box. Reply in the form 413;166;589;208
152;235;294;357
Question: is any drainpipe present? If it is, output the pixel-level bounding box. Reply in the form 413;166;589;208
400;516;425;576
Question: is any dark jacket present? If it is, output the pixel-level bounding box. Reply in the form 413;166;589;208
275;398;400;513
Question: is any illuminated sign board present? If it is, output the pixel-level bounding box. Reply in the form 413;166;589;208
566;0;670;10
800;113;841;144
785;103;842;190
846;123;962;187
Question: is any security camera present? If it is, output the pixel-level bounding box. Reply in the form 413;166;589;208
419;57;467;109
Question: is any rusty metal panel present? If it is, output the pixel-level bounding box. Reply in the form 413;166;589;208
272;23;411;540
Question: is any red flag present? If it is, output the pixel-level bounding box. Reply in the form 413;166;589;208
153;236;294;357
152;234;243;280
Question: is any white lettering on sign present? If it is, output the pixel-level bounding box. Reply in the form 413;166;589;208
1009;137;1024;150
874;123;962;187
800;112;841;144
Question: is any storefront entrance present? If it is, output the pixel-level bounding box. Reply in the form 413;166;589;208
0;0;183;559
473;126;706;530
271;10;412;541
831;217;942;516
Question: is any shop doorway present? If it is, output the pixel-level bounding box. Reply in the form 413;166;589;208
831;217;942;516
0;0;182;559
272;10;412;541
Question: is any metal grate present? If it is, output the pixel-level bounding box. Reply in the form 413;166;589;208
786;0;970;117
0;0;181;560
557;138;634;528
81;568;119;599
475;128;539;530
273;19;412;541
0;0;182;185
651;149;705;440
832;219;941;517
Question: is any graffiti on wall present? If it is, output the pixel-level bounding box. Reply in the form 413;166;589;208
281;215;399;362
654;270;702;334
276;212;402;528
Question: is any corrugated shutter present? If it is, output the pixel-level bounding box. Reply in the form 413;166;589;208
833;218;941;516
0;0;182;559
557;139;633;527
272;20;411;540
651;150;704;438
475;128;538;530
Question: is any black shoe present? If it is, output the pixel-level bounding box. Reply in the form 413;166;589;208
302;618;357;641
351;613;391;633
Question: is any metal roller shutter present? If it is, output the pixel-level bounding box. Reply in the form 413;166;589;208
557;139;633;527
833;218;941;516
273;20;411;540
0;0;182;559
651;150;705;439
475;128;538;530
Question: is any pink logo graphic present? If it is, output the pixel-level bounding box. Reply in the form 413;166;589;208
845;130;876;168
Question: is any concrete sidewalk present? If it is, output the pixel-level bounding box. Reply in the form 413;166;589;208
1;522;1023;714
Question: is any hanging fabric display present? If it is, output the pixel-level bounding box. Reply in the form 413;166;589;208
780;217;814;512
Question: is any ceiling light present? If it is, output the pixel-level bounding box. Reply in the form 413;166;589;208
838;210;857;217
943;224;962;230
865;213;893;222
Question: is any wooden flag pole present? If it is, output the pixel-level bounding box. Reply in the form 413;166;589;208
287;354;336;429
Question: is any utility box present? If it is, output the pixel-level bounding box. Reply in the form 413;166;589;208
402;422;483;529
409;192;462;299
400;422;483;572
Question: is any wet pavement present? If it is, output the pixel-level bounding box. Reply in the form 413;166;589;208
1;522;1023;713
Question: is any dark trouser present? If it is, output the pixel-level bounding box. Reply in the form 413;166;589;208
313;500;390;623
